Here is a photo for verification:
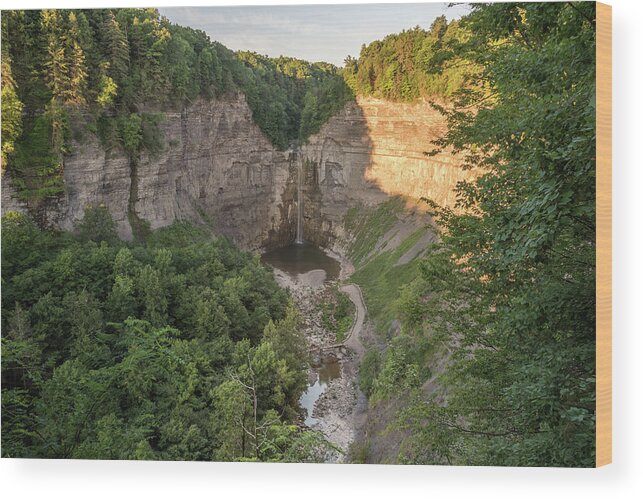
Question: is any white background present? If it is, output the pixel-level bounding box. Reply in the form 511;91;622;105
1;0;640;497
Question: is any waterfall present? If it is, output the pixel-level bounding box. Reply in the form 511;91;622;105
295;159;304;244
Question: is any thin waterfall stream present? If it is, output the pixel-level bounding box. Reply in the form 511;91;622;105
295;158;304;244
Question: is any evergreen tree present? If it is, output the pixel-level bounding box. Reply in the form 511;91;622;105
1;20;24;169
101;11;130;92
41;10;69;154
65;12;88;107
41;10;69;104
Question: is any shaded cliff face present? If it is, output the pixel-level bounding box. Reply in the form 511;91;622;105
297;97;470;249
130;96;293;249
2;94;296;249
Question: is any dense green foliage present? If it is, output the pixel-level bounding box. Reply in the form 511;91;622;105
1;8;352;202
0;17;23;169
358;2;597;467
232;53;353;149
1;209;330;461
343;16;470;101
318;286;355;343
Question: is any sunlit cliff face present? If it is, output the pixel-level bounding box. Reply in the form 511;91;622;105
297;96;473;248
359;97;469;209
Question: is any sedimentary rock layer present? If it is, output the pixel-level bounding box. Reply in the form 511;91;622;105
298;97;470;248
2;94;294;248
2;95;471;249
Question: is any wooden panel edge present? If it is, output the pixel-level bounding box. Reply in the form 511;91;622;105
596;1;612;468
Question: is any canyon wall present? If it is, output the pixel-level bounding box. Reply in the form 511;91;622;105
297;97;470;249
2;95;471;250
129;97;295;248
1;93;296;249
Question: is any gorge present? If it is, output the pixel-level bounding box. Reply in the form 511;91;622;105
1;4;598;467
1;95;468;252
1;8;472;462
1;88;469;462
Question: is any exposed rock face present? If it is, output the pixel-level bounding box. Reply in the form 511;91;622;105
60;131;133;238
298;97;471;250
2;95;471;250
0;173;28;217
296;100;387;249
131;97;293;248
360;97;467;206
2;93;295;249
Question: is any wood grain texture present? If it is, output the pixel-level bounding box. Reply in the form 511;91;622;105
596;1;612;468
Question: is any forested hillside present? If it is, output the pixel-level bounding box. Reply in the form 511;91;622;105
1;8;352;202
1;209;331;461
350;2;597;466
342;15;470;101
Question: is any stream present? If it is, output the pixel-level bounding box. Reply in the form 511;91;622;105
261;243;345;428
300;355;342;426
261;242;366;461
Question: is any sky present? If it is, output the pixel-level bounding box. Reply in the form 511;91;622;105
158;3;470;67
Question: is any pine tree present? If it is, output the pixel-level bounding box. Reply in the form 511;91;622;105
64;12;88;107
1;17;24;169
101;11;130;88
41;10;68;153
41;10;69;104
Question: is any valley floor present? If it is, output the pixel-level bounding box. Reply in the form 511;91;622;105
270;250;370;462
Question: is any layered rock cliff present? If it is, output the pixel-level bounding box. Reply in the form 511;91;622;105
129;96;295;248
2;95;470;250
297;97;469;249
2;93;296;249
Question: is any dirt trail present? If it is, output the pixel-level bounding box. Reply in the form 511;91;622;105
339;283;366;357
309;282;369;462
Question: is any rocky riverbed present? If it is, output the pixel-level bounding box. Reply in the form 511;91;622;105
266;248;366;463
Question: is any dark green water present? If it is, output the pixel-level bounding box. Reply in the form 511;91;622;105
261;243;340;282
